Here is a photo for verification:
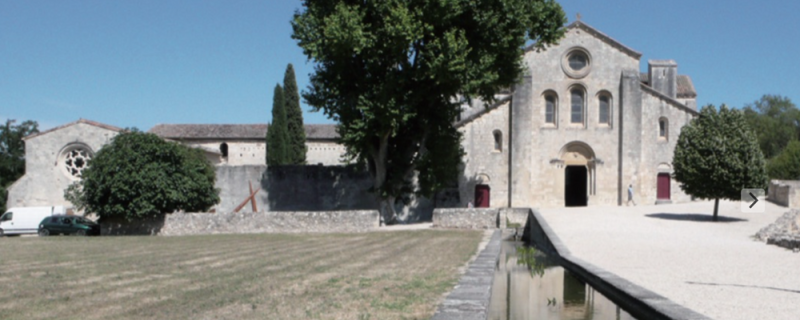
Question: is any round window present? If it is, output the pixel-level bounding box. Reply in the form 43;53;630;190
568;51;588;71
561;47;592;79
60;145;93;179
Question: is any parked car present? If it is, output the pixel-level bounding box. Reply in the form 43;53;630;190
0;206;68;236
38;215;101;236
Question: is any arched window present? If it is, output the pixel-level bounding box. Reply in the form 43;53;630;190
493;130;502;152
570;88;584;124
220;143;229;157
659;118;668;140
598;94;611;125
544;93;557;125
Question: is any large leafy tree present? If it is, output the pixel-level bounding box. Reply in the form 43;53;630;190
292;0;566;222
742;95;800;160
267;84;289;165
66;130;219;221
283;64;307;164
673;105;767;221
766;140;800;180
0;120;39;213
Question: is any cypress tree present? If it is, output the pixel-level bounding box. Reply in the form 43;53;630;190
283;64;306;164
267;84;288;165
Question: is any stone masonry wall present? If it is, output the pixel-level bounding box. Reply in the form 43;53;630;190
102;210;380;235
432;208;528;229
768;180;800;207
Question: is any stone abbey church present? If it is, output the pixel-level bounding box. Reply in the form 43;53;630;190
8;21;698;213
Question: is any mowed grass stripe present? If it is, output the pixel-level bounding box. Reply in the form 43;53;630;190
0;235;369;318
0;230;483;320
72;234;383;318
113;233;400;318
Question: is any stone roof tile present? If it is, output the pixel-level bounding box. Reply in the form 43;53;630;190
148;124;340;140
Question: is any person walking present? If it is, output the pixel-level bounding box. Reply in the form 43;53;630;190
627;184;637;206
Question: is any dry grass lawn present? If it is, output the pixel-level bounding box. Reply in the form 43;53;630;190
0;230;483;320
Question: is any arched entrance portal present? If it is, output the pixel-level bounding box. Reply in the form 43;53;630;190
559;141;596;207
565;166;587;206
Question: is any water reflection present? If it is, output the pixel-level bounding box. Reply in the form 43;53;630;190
488;240;637;320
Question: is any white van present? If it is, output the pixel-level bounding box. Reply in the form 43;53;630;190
0;206;68;236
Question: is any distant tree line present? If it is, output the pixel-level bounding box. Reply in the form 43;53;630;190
267;64;306;166
743;95;800;180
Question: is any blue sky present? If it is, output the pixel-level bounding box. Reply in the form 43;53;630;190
1;0;798;131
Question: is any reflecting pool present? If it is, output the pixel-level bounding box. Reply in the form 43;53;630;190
488;240;637;320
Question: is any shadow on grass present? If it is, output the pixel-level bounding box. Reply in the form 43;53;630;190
645;213;748;223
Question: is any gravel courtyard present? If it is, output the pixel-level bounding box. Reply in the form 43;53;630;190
539;200;800;320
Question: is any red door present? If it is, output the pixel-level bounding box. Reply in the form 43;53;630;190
475;185;490;208
657;173;671;200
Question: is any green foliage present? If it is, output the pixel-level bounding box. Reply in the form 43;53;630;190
0;119;39;213
673;105;767;218
283;64;307;165
267;84;289;165
742;95;800;160
292;0;566;218
67;130;219;221
767;140;800;180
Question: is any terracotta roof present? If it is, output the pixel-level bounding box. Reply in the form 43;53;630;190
304;124;338;139
23;119;124;141
639;73;697;98
149;124;340;140
149;124;268;140
527;20;643;59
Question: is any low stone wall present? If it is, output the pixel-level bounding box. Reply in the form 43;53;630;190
768;180;800;207
101;210;380;236
756;210;800;250
432;208;530;229
432;208;499;229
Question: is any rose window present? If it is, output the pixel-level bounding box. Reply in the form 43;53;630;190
62;147;93;178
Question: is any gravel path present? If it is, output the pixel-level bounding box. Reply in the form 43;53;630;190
539;200;800;320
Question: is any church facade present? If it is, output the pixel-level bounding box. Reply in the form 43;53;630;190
7;21;698;212
457;21;698;208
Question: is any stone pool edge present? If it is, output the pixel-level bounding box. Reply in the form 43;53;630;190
431;230;502;320
523;208;712;320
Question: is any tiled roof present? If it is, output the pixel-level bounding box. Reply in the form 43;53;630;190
23;119;124;141
149;124;268;140
148;124;339;140
304;124;338;139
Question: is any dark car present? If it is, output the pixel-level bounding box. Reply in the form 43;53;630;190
38;215;101;236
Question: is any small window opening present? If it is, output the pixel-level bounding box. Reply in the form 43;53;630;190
545;94;557;124
220;143;229;157
570;89;584;124
659;118;668;139
493;130;503;152
599;95;610;124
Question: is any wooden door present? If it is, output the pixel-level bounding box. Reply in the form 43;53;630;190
657;173;671;200
475;185;490;208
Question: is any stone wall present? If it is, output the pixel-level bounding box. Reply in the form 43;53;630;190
266;165;378;211
101;210;380;235
214;165;269;213
768;180;800;207
432;208;529;229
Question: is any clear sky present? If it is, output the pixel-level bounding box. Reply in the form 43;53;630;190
2;0;798;131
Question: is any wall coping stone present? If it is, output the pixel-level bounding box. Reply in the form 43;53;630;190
522;208;711;320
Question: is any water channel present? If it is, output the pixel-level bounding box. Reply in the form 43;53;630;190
488;239;637;320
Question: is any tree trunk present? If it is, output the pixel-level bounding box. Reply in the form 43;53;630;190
713;198;719;222
370;132;395;225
